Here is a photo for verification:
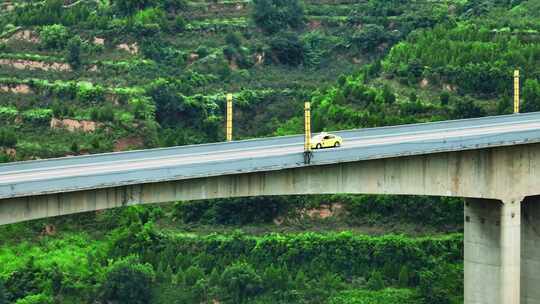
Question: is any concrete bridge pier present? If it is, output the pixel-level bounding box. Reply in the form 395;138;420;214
465;197;540;304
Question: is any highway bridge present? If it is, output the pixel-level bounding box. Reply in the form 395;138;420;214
3;112;540;304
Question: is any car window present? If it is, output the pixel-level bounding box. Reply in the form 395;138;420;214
323;136;330;140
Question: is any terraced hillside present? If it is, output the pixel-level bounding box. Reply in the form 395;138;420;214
0;0;511;160
0;0;540;303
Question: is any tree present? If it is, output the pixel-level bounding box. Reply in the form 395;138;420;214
0;128;17;148
268;32;305;66
113;0;154;16
40;24;69;49
173;16;186;32
70;142;80;154
367;271;385;291
252;0;304;34
225;32;242;48
398;265;410;287
452;98;484;119
352;24;387;53
101;256;155;304
220;262;264;303
382;85;396;104
523;79;540;113
184;265;204;287
0;279;6;304
66;36;82;69
13;294;53;304
50;263;63;296
440;91;450;105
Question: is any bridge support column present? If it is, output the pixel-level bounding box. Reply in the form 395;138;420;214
501;199;521;304
465;198;521;304
521;196;540;304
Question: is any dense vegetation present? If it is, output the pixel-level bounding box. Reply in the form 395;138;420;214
0;0;536;303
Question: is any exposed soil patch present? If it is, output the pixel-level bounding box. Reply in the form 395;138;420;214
305;203;343;219
0;84;31;94
93;37;105;45
114;137;144;151
308;20;322;30
11;30;40;43
0;59;71;71
117;42;139;55
420;78;429;88
50;118;99;133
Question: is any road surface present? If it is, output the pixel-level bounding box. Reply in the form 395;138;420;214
1;112;540;199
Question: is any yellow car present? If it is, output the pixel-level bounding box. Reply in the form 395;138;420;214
311;132;343;149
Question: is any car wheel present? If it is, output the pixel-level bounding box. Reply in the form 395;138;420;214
334;142;341;148
316;144;322;149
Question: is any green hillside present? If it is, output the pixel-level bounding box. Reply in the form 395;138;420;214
0;0;539;303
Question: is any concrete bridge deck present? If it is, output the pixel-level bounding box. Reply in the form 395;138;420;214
2;112;540;200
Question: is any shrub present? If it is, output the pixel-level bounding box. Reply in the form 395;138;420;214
523;79;540;113
161;0;188;13
352;24;387;53
114;0;154;16
0;128;17;148
173;16;186;32
70;142;80;154
22;109;53;125
329;288;418;304
408;92;417;102
398;265;410;287
367;271;385;291
452;98;484;119
173;196;294;225
184;265;204;287
225;32;242;48
0;106;18;122
220;262;264;303
268;32;305;66
418;263;463;304
4;258;42;303
382;85;396;104
14;294;53;304
196;46;210;59
0;279;6;304
40;24;69;49
101;256;155;304
66;35;82;69
440;91;450;105
252;0;304;34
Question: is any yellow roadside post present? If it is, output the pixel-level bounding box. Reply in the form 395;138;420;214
304;102;312;164
226;93;233;141
514;70;520;114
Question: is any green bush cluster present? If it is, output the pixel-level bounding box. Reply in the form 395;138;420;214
252;0;305;34
173;196;299;225
382;9;540;97
329;288;418;304
101;256;155;304
0;128;17;148
39;24;69;49
109;222;463;303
